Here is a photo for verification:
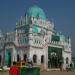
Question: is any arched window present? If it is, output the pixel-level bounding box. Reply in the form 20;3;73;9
41;55;44;64
17;54;20;62
33;55;37;63
24;54;27;61
66;57;69;64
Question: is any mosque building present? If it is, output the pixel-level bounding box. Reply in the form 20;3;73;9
0;5;72;70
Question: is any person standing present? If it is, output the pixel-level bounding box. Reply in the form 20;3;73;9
9;61;19;75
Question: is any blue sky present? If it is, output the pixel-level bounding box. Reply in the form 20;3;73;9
0;0;75;56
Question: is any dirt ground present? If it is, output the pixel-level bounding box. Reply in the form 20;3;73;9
0;70;75;75
41;70;75;75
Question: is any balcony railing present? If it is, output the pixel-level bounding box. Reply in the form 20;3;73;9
48;41;64;46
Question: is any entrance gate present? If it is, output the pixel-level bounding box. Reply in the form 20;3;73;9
5;48;12;67
48;46;63;68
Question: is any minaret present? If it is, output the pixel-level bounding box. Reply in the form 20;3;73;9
68;37;71;49
68;37;71;43
68;37;72;65
0;30;2;37
68;36;72;60
15;22;19;45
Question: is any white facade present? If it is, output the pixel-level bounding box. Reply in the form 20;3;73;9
0;5;72;70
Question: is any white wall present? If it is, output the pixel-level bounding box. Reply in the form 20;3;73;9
62;51;72;70
29;47;45;64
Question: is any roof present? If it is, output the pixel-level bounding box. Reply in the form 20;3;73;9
26;5;46;20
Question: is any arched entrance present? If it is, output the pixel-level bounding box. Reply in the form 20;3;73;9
23;54;27;61
41;55;44;64
17;54;20;62
5;49;12;67
49;52;58;68
66;57;69;64
33;55;37;63
4;43;16;67
48;46;62;68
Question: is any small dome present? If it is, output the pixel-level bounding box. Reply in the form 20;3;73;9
26;5;46;20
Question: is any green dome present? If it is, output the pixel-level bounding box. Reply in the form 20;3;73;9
26;5;46;20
